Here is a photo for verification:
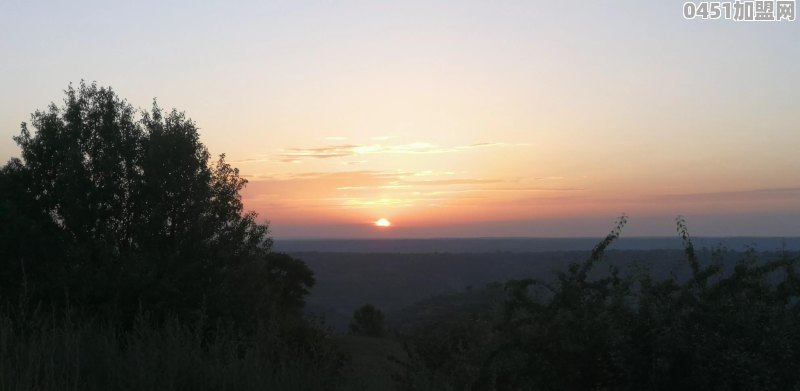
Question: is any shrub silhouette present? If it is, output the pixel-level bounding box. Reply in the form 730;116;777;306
349;304;386;337
399;215;800;391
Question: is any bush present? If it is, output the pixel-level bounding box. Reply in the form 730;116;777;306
349;304;386;337
400;216;800;391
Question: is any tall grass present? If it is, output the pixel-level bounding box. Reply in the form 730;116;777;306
0;305;344;391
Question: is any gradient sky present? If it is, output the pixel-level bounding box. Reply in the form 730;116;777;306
1;1;799;238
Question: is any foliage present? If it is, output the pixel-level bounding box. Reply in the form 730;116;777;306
389;284;504;390
0;82;346;389
0;82;309;326
349;304;387;337
399;216;800;391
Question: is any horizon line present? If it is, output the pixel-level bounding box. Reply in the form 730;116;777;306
274;235;800;241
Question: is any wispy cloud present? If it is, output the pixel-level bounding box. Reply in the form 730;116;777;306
402;178;504;186
232;141;528;164
652;187;800;202
281;144;361;160
240;169;579;212
279;142;508;161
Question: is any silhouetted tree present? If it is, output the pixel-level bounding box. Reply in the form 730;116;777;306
349;304;386;337
0;158;66;302
0;82;307;325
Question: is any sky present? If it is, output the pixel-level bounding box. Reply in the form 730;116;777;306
1;1;799;238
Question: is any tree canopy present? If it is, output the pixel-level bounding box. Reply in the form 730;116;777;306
0;82;311;325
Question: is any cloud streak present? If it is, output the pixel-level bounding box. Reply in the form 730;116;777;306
651;187;800;203
240;168;581;216
279;142;507;161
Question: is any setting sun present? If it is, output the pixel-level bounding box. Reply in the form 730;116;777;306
374;218;391;227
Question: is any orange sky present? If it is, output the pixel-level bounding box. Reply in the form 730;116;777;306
1;1;799;238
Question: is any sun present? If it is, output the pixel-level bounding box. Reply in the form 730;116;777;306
374;218;391;227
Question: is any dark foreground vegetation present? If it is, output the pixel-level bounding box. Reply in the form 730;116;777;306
2;84;799;390
393;218;800;390
0;83;345;390
0;307;344;390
